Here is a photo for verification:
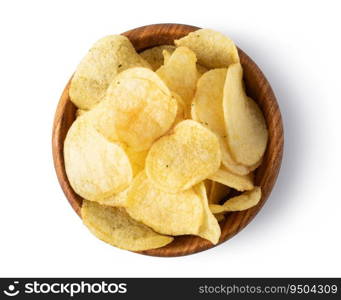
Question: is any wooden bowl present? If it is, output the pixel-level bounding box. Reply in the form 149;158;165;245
52;24;284;257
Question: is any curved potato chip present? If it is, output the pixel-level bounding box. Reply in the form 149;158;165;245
223;63;268;166
193;182;221;244
96;188;129;207
192;69;251;175
64;116;132;201
122;146;148;177
140;45;175;71
70;35;150;109
81;200;173;251
209;181;230;204
156;46;198;107
208;166;254;192
171;92;187;125
90;68;177;150
175;29;239;69
126;172;204;236
162;49;172;64
204;179;212;197
209;187;261;213
146;120;221;192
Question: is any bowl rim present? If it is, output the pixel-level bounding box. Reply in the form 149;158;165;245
52;23;284;257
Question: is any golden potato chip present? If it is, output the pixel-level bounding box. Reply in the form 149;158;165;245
146;120;221;192
175;29;239;69
204;179;212;197
96;187;129;207
192;68;251;176
223;63;268;166
140;45;175;71
209;181;230;204
69;35;150;110
122;146;148;177
162;49;172;64
163;50;207;78
64;116;132;201
171;92;187;125
90;67;177;150
81;200;173;251
126;172;204;236
193;182;221;244
156;46;198;107
209;187;261;213
208;166;254;192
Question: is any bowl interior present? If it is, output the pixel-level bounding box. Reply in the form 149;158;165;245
52;24;283;257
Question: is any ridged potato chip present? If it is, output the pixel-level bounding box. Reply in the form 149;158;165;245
156;46;198;107
64;116;132;201
175;29;240;69
209;187;261;213
208;166;254;192
82;200;173;251
223;63;268;166
90;68;177;150
146;120;221;192
140;45;175;71
69;35;150;110
193;182;221;244
209;181;230;204
126;172;204;236
192;68;251;176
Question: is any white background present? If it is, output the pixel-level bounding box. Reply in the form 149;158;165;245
0;0;340;277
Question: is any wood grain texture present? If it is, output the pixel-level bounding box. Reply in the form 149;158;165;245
52;23;284;257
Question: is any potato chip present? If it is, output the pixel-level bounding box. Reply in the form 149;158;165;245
163;50;207;78
123;146;148;177
209;187;261;213
156;46;198;107
96;188;129;207
162;49;172;64
192;68;251;176
126;171;203;236
64;116;132;201
90;67;177;150
193;182;221;244
146;120;221;192
204;179;212;197
223;63;268;166
171;92;187;125
175;29;239;69
69;35;150;110
81;200;173;251
208;166;254;191
209;181;230;204
140;45;175;71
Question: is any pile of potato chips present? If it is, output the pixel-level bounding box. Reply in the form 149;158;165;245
64;29;268;252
